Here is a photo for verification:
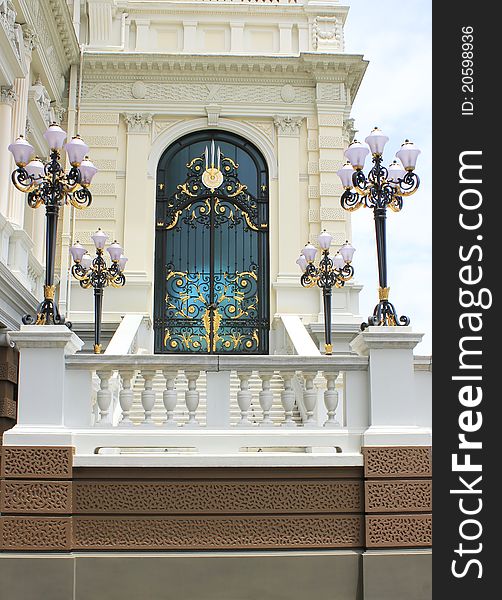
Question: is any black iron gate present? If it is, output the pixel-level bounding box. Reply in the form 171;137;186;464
154;131;269;354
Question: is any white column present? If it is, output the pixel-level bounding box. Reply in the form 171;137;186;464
7;29;36;228
6;326;85;433
0;87;17;218
350;327;431;445
122;113;153;273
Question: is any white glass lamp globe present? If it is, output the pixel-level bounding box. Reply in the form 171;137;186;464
396;140;421;171
81;253;93;270
332;253;345;270
25;158;45;181
301;243;317;262
365;127;389;155
118;255;128;271
91;228;108;250
344;140;370;170
296;255;308;272
337;162;355;188
64;135;89;166
107;241;123;261
78;157;98;185
318;230;333;250
43;123;67;150
388;160;406;183
8;136;35;167
339;241;356;264
69;242;87;262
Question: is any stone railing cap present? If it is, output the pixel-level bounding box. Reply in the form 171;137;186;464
350;327;424;356
10;325;84;354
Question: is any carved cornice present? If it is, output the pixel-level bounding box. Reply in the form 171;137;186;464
274;115;304;136
123;112;153;133
82;53;368;101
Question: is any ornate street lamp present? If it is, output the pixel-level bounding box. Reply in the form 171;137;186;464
69;230;127;354
297;231;355;355
8;123;98;325
337;127;421;329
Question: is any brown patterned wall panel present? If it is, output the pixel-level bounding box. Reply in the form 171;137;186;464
365;515;432;548
73;515;364;550
74;480;363;515
0;398;16;420
1;446;73;479
362;447;432;478
365;480;432;513
0;516;72;550
0;481;72;513
0;361;18;384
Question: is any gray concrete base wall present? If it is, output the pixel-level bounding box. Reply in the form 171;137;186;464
0;550;431;600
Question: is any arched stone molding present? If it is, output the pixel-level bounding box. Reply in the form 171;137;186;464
147;117;278;180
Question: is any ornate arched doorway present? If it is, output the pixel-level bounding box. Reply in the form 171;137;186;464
154;130;269;354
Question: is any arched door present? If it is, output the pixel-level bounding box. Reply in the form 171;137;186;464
154;130;269;354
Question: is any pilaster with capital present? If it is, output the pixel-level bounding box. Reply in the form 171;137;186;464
122;112;154;286
0;87;17;217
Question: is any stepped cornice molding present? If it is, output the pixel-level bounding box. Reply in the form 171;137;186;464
82;52;367;100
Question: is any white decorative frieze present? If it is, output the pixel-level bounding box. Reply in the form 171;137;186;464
274;115;304;136
318;114;344;127
319;159;343;172
90;159;116;171
79;112;119;125
76;230;114;245
319;136;344;149
308;161;319;175
320;207;345;221
308;208;320;223
280;84;296;103
75;207;115;220
316;83;344;103
312;16;342;52
131;81;147;99
82;82;315;105
85;135;118;147
90;183;116;196
0;0;23;59
308;185;320;199
123;112;153;133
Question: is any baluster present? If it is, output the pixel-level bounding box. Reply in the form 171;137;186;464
162;369;178;428
118;369;135;427
96;370;113;426
302;371;318;427
323;371;340;427
259;372;273;427
184;371;200;427
280;371;296;427
237;371;253;427
141;370;156;425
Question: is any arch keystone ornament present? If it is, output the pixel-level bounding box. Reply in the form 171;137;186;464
154;131;269;354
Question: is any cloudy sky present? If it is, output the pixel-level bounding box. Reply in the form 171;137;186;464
343;1;432;354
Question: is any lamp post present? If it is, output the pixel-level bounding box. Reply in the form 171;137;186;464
337;127;420;329
8;123;98;325
69;230;127;354
297;231;355;355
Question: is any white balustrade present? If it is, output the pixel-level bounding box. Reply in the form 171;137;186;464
237;371;253;427
162;369;178;428
5;326;432;462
